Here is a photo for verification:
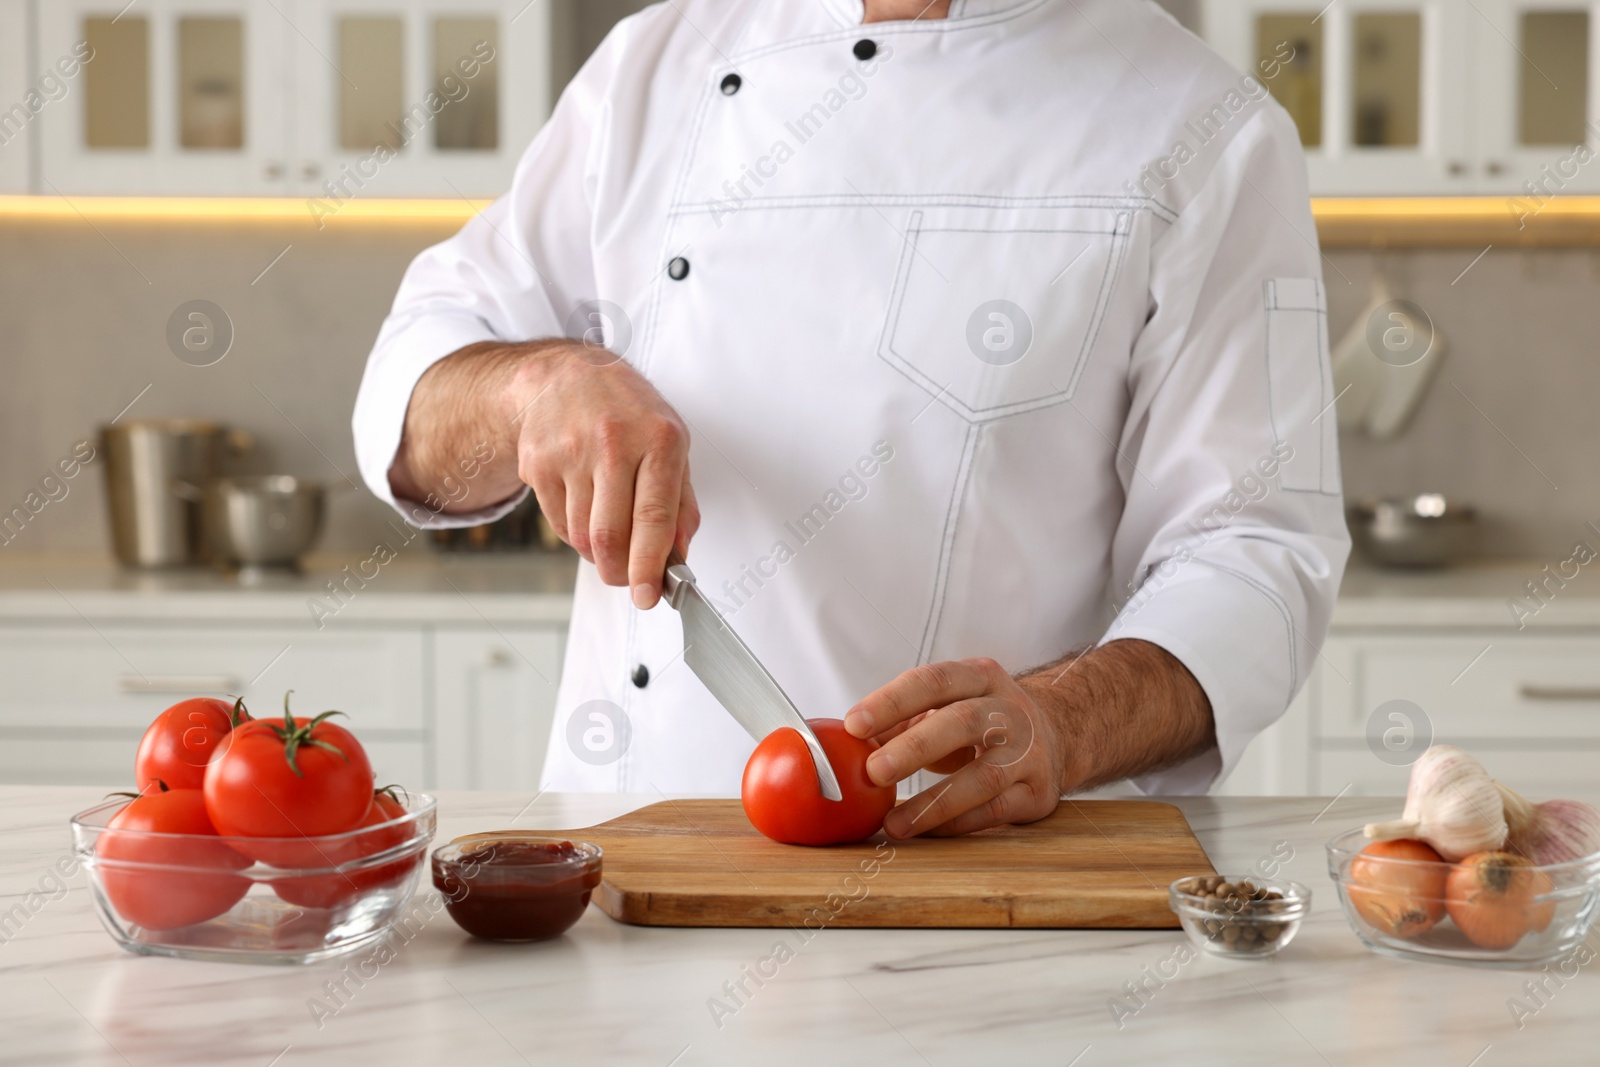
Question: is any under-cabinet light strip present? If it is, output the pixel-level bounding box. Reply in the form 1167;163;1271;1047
3;195;1600;246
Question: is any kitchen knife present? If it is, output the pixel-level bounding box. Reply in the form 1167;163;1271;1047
662;547;843;801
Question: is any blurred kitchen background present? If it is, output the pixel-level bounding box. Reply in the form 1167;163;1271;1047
2;0;1599;798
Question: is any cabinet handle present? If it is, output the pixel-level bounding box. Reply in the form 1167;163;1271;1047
1447;160;1468;177
1486;161;1507;177
300;162;321;180
118;674;242;695
1519;685;1600;702
263;162;284;180
485;648;514;668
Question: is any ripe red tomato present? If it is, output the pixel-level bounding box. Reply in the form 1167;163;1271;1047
95;788;252;930
203;697;374;864
362;791;425;890
134;696;250;792
272;789;420;909
742;718;896;846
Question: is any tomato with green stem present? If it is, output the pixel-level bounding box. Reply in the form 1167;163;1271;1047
95;784;252;930
203;692;374;865
134;696;251;792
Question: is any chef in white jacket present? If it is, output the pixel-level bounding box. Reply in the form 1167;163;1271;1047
353;0;1349;838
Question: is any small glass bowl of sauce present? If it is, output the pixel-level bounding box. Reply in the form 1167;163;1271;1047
431;833;603;942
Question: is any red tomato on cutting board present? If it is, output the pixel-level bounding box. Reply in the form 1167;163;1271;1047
742;718;896;846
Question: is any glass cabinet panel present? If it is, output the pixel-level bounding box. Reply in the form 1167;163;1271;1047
1256;13;1323;147
1519;10;1589;145
339;17;405;151
39;0;550;196
84;16;150;148
1351;13;1422;148
433;17;499;150
178;17;245;150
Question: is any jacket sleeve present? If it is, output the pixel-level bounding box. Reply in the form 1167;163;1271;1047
350;22;627;528
1101;105;1351;794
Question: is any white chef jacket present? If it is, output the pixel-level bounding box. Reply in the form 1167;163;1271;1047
353;0;1350;797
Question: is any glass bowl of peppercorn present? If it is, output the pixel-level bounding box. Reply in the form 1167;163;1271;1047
1169;875;1311;959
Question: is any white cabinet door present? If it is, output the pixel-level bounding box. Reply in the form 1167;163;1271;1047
289;0;551;199
1203;0;1474;194
1313;631;1600;743
36;0;291;195
431;626;563;790
1472;0;1600;195
1310;630;1600;803
0;623;428;785
32;0;550;196
0;0;32;193
0;623;427;728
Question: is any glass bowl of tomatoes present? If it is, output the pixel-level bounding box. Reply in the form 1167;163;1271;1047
72;791;437;965
1326;828;1600;969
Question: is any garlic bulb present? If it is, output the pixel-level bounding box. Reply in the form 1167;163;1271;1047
1497;783;1600;866
1364;745;1507;861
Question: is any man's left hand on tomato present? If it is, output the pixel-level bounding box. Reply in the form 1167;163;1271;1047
741;642;1214;844
739;658;1075;845
843;658;1068;839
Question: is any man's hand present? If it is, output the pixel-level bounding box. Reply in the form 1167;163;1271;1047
390;340;699;608
843;659;1065;838
843;640;1215;838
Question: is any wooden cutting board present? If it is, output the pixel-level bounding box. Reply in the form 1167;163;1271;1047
533;799;1214;929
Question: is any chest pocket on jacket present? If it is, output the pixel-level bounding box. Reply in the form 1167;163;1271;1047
878;203;1133;423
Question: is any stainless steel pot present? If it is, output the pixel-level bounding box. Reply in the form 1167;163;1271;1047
100;420;251;568
1347;494;1477;568
199;476;326;571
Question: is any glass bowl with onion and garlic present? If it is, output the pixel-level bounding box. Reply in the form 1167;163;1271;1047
1327;745;1600;968
1326;830;1600;968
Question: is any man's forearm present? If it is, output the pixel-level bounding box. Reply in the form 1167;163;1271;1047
1017;638;1216;793
389;340;566;513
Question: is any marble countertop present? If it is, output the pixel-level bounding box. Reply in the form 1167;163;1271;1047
0;552;578;623
2;552;1598;630
1332;559;1600;629
3;787;1592;1066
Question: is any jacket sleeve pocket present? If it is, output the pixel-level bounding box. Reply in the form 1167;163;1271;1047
1264;277;1338;494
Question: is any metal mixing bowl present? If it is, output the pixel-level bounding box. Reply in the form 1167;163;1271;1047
1346;494;1477;568
202;475;326;570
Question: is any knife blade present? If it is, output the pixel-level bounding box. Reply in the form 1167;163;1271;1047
662;547;843;802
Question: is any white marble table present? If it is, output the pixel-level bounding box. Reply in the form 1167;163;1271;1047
3;788;1592;1066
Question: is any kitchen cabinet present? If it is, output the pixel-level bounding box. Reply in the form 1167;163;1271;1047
283;0;551;198
1473;0;1600;196
36;0;289;195
0;621;432;785
1202;0;1470;195
431;626;564;791
0;599;576;796
1219;628;1600;802
0;618;570;789
32;0;551;197
0;0;33;193
1201;0;1600;196
0;554;578;791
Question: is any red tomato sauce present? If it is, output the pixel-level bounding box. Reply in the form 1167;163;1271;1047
431;837;602;942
